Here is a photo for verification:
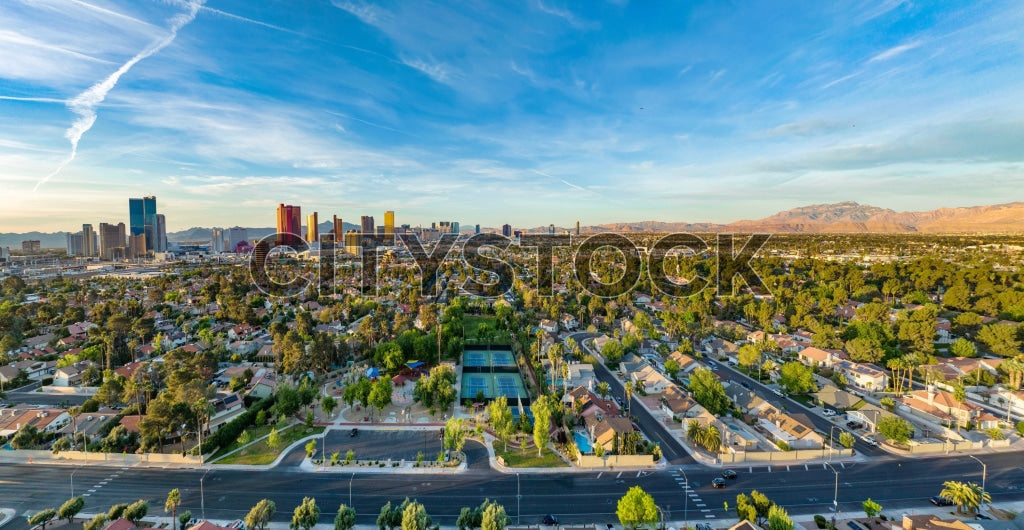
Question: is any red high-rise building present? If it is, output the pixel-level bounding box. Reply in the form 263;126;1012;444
276;204;302;247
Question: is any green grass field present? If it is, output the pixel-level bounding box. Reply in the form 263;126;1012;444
214;425;324;465
464;315;512;345
493;442;568;468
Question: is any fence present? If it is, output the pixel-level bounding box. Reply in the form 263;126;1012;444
0;449;203;466
718;447;854;464
576;454;655;468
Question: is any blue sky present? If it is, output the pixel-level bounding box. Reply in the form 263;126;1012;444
1;0;1023;232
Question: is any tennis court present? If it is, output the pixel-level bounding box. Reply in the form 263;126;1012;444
491;351;515;367
462;349;517;368
464;351;487;367
494;374;526;398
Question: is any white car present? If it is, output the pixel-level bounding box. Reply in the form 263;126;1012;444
822;409;837;417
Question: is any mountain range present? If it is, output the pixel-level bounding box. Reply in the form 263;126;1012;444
4;201;1024;248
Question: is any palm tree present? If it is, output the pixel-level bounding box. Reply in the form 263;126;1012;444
596;382;610;399
940;481;989;514
704;424;722;453
165;489;181;530
624;381;634;415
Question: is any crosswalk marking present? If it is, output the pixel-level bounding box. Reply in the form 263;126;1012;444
705;515;715;519
804;464;809;471
840;463;845;469
597;472;603;479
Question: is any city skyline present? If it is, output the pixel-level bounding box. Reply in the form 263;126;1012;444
2;2;1024;232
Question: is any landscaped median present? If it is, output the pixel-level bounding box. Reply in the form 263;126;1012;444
211;423;324;465
492;441;569;468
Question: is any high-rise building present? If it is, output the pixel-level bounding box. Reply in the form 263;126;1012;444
384;211;395;237
66;232;83;256
452;222;460;235
576;220;580;235
128;233;147;259
548;224;555;235
0;247;10;262
501;224;512;237
344;229;360;254
21;240;41;252
360;215;375;235
333;215;343;240
129;196;158;252
155;214;167;252
307;212;319;243
227;227;248;253
99;222;126;260
81;224;96;257
276;204;302;247
210;228;225;253
475;224;480;234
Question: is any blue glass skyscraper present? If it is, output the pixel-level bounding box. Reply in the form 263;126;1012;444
129;196;158;252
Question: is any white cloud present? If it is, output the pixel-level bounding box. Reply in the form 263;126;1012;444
868;40;922;63
400;56;459;85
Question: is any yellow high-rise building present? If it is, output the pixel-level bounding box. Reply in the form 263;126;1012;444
384;210;395;237
307;212;319;243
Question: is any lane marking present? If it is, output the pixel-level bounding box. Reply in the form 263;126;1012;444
636;471;642;478
823;464;827;470
804;464;808;471
786;465;790;472
749;466;753;473
617;472;623;478
695;504;706;507
597;472;603;479
705;515;716;519
700;509;711;512
840;463;845;469
767;466;772;473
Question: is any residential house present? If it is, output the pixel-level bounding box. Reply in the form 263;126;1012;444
186;521;236;530
564;386;619;419
629;364;672;394
560;314;578;331
797;347;835;368
207;392;246;432
564;363;596;390
12;359;52;381
757;411;823;449
660;386;708;420
0;407;70;437
538;319;558;334
666;351;701;376
53;361;96;387
103;519;138;530
900;385;995;429
248;368;278;399
812;385;863;411
58;409;120;442
834;360;888;391
898;514;973;530
847;403;899;433
0;365;21;386
704;338;739;359
584;414;635;452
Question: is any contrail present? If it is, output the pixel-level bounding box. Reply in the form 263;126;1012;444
34;0;204;192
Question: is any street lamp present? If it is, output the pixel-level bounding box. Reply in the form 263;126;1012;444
655;505;665;530
825;463;839;529
349;472;354;507
516;473;521;525
200;468;211;520
968;455;987;510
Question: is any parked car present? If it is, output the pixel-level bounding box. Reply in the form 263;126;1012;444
846;421;863;429
349;428;358;437
711;477;727;488
542;515;559;525
823;409;837;416
772;388;785;397
740;381;751;389
722;469;738;479
930;496;954;506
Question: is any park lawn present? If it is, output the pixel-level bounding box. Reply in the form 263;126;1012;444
209;425;273;461
464;315;512;345
215;425;324;465
493;442;568;468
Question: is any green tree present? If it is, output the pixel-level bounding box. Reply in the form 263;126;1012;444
879;397;895;411
401;500;431;530
664;359;680;379
322;395;337;417
688;367;731;415
29;509;57;530
839;432;856;449
165;489;182;530
738;344;761;370
601;340;625;363
306;439;318;458
977;324;1021;357
377;501;401;530
877;416;913;444
481;501;509;530
845;337;885;364
750;490;772;525
84;514;108;530
290;497;321;530
863;498;882;519
488;396;514;451
123;500;149;525
940;480;990;514
778;362;816;394
444;416;468;454
531;395;554;457
58;496;85;525
735;494;756;523
596;381;611;399
334;504;356;530
950;338;977;358
245;499;276;530
616;486;658;530
767;505;794;530
179;511;192;530
369;378;394;419
108;504;129;520
268;428;281;450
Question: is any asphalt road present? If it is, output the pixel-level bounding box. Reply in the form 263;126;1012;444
3;391;91;407
1;446;1020;527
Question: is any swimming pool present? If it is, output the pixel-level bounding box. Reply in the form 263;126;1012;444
573;431;593;454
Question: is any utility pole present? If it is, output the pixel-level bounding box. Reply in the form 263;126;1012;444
349;473;354;507
517;473;521;525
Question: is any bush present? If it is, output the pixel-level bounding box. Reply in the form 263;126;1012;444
815;515;828;528
201;395;275;453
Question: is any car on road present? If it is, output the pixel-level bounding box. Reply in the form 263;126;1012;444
711;477;727;488
859;435;879;446
930;496;954;506
846;421;863;429
349;428;358;437
976;514;992;520
822;409;837;416
542;515;559;525
772;388;785;397
740;381;751;389
722;469;738;479
706;360;718;370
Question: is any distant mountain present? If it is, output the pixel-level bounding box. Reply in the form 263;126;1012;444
0;231;69;249
167;221;360;243
725;201;1024;233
